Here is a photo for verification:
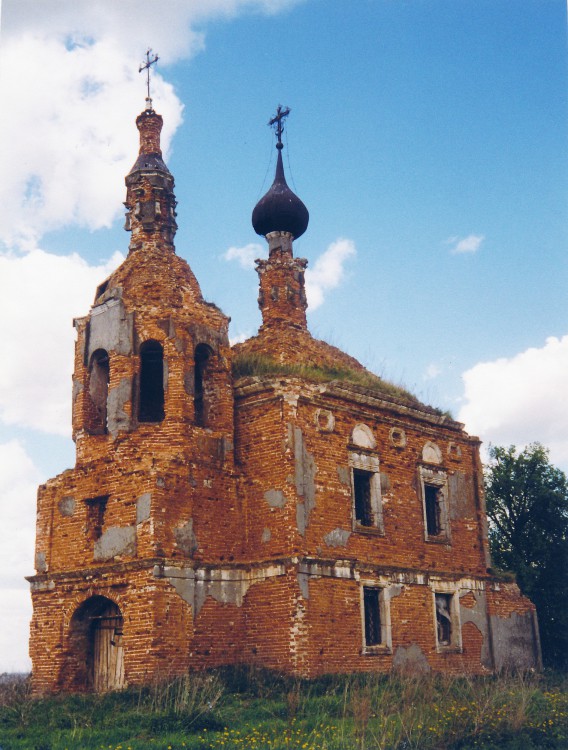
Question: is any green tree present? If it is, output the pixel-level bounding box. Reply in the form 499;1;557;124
485;443;568;668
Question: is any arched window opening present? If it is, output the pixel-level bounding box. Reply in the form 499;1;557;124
194;343;213;427
88;349;109;434
67;595;125;692
139;340;165;423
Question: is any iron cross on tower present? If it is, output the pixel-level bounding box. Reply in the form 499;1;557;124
139;48;159;106
269;105;291;150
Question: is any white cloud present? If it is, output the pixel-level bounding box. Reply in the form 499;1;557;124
305;237;356;311
446;234;485;255
0;248;123;435
1;1;301;64
0;440;44;673
0;34;183;250
229;330;253;345
424;363;442;380
0;0;301;250
458;335;568;471
223;243;266;269
222;237;356;311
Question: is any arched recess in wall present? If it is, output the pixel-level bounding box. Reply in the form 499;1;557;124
194;343;214;427
64;595;125;693
139;340;165;423
87;349;109;434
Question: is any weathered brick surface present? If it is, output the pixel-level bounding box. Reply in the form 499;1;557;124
28;106;540;693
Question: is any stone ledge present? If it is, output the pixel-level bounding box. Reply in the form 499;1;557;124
234;375;467;432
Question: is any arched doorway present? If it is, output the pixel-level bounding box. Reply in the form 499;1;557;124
68;596;125;692
91;600;125;691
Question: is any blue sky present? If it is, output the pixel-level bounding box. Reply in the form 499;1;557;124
0;0;566;672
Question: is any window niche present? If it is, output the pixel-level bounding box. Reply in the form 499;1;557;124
348;424;384;534
361;584;391;653
138;340;165;423
433;591;461;652
194;343;213;427
87;349;109;434
85;495;109;542
419;465;450;542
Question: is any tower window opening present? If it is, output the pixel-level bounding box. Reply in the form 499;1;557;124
139;340;165;423
88;349;109;434
194;343;213;427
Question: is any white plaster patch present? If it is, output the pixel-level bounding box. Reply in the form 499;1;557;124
422;441;442;464
351;423;376;449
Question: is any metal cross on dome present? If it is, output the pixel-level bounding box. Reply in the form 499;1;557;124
139;48;159;100
269;105;291;148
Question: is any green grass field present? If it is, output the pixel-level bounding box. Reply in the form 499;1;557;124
1;668;567;750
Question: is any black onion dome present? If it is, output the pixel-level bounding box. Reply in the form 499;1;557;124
252;149;309;239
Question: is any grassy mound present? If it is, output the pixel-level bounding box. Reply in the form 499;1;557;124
1;668;566;750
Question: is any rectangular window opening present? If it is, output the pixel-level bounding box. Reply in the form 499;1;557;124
424;483;442;536
354;469;373;526
435;593;453;646
85;495;108;541
363;587;382;647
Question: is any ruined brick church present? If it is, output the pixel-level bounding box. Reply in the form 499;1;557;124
28;96;541;693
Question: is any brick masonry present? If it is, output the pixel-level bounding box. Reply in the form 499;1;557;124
28;106;541;693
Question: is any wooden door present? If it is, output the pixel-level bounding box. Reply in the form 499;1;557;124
92;602;125;691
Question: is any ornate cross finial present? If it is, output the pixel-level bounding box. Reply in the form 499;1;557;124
139;48;159;105
269;105;291;150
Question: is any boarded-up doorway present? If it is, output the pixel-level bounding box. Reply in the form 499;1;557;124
65;595;126;692
91;601;125;692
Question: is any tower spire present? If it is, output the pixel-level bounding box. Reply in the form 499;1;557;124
139;48;159;111
269;105;290;150
124;52;177;254
252;105;309;242
251;106;310;331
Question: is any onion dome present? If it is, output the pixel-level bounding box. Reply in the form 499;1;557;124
252;106;309;240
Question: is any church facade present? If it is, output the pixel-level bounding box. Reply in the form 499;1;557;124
28;100;541;693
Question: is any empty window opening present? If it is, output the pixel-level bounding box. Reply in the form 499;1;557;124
435;593;453;646
363;587;382;646
424;483;442;536
354;469;374;526
139;340;164;423
85;495;108;541
87;349;109;434
194;343;213;427
95;279;109;300
419;466;449;542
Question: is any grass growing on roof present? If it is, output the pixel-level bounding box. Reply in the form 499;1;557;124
231;352;449;416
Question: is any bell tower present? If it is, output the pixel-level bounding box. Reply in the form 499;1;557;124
29;68;240;693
